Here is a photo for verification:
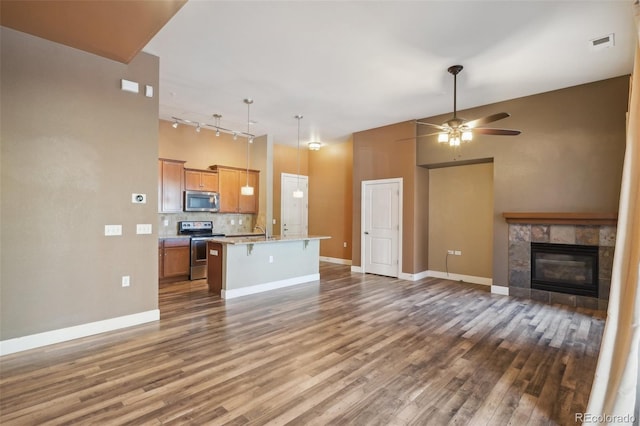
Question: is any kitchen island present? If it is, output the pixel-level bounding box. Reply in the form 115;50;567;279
207;235;330;299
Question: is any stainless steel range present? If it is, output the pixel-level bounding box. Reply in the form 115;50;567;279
178;221;225;280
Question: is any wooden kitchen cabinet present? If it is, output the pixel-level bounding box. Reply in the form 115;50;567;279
210;165;259;213
185;169;218;192
158;159;185;213
159;238;190;282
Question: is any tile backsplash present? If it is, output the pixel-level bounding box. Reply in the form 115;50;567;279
158;212;256;237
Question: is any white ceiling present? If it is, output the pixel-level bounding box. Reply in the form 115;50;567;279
143;1;636;147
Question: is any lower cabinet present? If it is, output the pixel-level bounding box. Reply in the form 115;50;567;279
159;238;190;282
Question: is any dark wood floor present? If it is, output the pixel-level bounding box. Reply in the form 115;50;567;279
0;263;605;425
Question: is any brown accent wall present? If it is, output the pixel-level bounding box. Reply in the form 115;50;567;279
308;139;353;261
1;28;159;339
273;144;309;236
417;76;628;287
428;163;494;278
352;121;429;274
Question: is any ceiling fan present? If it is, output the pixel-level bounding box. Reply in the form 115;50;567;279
417;65;521;146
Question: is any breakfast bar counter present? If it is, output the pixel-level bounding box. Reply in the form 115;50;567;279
206;235;330;299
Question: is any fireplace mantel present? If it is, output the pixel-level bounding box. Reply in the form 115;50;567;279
502;212;617;225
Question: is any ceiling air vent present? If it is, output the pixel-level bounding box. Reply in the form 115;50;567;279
589;33;615;50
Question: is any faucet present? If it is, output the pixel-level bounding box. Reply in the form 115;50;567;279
254;225;268;239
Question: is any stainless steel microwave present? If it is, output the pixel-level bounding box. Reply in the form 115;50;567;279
184;191;220;212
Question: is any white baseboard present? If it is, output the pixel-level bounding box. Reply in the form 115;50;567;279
491;286;509;296
319;256;352;266
351;265;363;273
222;273;319;299
0;309;160;357
426;270;493;286
399;270;430;281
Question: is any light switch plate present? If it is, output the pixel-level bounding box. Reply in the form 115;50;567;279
136;224;152;234
105;225;122;236
145;85;153;98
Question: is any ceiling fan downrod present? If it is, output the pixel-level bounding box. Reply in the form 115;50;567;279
448;65;463;120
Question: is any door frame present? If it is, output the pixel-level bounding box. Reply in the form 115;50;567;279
361;178;403;277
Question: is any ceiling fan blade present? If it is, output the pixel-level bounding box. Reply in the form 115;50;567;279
473;128;521;136
416;121;447;131
465;112;510;128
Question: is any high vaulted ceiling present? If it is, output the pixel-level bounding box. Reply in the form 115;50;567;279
2;1;636;147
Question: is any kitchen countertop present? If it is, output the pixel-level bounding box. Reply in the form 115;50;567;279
208;235;330;245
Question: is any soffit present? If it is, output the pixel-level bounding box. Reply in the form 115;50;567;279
0;0;186;64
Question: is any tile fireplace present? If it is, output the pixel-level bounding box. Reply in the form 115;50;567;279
503;213;616;310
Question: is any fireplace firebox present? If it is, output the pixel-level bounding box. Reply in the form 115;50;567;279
531;243;599;298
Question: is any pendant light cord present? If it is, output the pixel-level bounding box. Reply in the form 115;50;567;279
244;99;253;188
296;115;301;190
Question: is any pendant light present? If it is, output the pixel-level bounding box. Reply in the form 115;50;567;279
240;99;254;196
293;114;304;199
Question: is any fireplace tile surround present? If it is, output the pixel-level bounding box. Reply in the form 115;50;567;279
506;222;616;311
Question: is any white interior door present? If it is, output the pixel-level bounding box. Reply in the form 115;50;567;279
362;179;401;277
281;173;308;236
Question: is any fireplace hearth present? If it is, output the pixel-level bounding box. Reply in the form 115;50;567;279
531;242;598;298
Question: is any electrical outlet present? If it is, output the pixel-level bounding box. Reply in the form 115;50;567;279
269;255;274;264
105;225;122;236
239;219;243;225
272;219;277;225
344;242;348;248
122;276;130;287
447;250;454;255
231;219;235;225
454;250;462;256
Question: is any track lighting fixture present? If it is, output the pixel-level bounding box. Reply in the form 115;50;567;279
170;115;254;140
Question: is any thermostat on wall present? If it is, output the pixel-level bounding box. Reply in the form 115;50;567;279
132;193;146;204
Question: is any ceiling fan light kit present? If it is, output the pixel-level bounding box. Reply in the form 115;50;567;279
418;65;521;148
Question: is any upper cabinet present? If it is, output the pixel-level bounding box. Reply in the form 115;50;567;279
185;169;218;192
210;165;259;213
158;159;185;213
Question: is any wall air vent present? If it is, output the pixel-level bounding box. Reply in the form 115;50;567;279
589;33;615;50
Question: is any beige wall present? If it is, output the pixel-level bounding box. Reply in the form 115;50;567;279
352;121;429;274
1;28;160;339
159;119;249;170
308;139;353;261
428;162;494;278
417;76;628;287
